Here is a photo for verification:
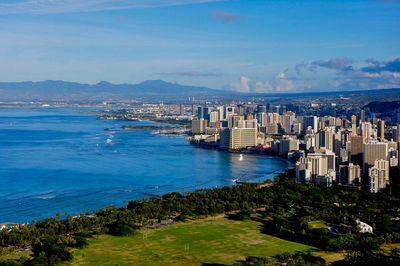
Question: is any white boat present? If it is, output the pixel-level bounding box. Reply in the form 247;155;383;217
239;154;243;161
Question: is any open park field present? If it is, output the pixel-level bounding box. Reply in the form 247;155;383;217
70;215;316;265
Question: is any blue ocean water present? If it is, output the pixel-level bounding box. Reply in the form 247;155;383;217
0;108;290;223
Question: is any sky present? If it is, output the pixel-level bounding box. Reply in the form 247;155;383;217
0;0;399;93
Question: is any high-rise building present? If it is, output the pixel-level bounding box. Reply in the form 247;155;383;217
204;107;210;121
392;124;400;142
297;155;328;180
308;150;336;174
219;128;257;150
360;109;366;123
374;159;389;183
216;106;224;121
377;120;385;140
368;165;387;193
192;104;196;116
363;142;388;175
296;161;312;183
272;105;280;114
225;106;235;119
350;135;364;166
228;115;244;128
333;132;342;155
317;127;334;151
339;163;361;184
292;122;302;135
304;134;316;150
281;112;295;134
237;119;257;129
279;138;299;156
360;122;374;142
197;106;204;120
388;147;399;167
245;113;254;120
191;119;208;134
265;124;278;134
180;104;184;116
197;106;210;121
351;115;357;134
209;111;219;123
303;116;318;133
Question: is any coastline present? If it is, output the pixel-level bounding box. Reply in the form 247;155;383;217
0;108;290;224
189;140;294;163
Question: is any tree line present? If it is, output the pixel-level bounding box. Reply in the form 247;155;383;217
1;170;400;265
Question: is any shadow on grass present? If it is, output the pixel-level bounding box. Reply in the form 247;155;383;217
226;210;256;221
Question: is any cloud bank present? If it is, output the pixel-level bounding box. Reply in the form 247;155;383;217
230;76;250;92
361;58;400;74
229;57;400;93
0;0;222;14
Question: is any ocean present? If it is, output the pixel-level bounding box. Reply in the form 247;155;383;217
0;107;290;223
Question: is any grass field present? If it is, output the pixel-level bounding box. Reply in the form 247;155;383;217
309;220;329;229
70;215;314;265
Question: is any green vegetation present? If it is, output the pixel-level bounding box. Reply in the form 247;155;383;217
1;169;400;265
104;220;139;236
309;220;329;229
150;118;191;126
71;215;312;265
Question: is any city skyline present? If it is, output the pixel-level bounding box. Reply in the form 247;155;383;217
0;0;399;93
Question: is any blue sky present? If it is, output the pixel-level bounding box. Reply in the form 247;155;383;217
0;0;399;92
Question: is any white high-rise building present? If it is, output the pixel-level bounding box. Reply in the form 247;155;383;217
368;165;387;193
209;111;219;123
361;122;374;142
219;128;257;150
308;150;336;175
216;106;224;121
237;119;258;129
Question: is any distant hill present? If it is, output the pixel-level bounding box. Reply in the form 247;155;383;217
0;80;229;101
364;100;400;113
0;79;400;102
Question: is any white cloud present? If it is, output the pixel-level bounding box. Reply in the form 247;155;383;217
0;0;222;14
230;76;251;92
254;81;273;93
253;72;294;93
275;72;294;92
363;72;380;78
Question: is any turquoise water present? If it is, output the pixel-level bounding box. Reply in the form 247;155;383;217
0;108;290;223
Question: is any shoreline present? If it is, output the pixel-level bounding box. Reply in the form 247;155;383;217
189;140;294;164
0;109;290;225
0;142;292;225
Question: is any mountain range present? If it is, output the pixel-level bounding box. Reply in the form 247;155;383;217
0;80;400;102
0;80;229;101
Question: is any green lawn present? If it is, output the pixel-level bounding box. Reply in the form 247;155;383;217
309;220;329;229
70;215;313;265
